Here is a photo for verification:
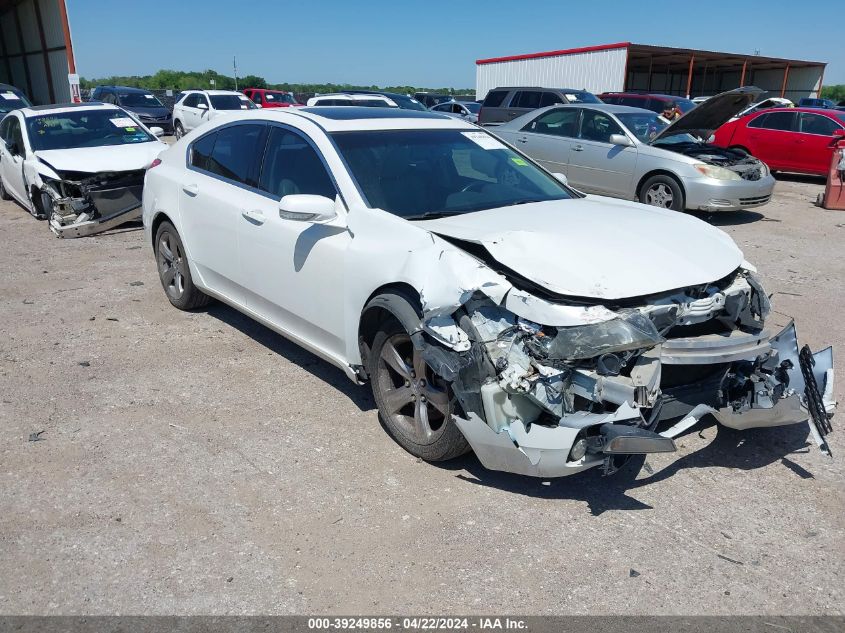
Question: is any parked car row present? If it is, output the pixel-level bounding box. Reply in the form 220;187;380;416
137;104;834;478
0;86;835;481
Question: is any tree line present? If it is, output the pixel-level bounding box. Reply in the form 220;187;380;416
821;85;845;103
78;69;474;95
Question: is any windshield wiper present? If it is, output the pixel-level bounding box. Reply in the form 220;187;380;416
405;210;469;220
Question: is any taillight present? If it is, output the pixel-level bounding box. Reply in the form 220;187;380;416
477;106;483;123
148;158;162;170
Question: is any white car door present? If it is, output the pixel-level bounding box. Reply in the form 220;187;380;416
237;124;351;361
0;114;30;206
567;108;638;196
178;122;267;304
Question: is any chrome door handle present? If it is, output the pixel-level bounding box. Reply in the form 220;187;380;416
573;145;584;151
181;183;198;195
242;209;265;224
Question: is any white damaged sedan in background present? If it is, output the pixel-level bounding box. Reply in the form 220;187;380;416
0;102;167;237
142;107;835;478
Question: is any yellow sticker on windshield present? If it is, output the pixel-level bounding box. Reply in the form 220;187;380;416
125;127;136;132
510;157;528;166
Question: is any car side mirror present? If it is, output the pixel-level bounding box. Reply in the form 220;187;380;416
552;172;568;186
609;133;633;147
149;126;164;138
279;194;337;223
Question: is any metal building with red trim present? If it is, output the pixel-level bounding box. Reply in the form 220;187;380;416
0;0;76;104
475;42;826;103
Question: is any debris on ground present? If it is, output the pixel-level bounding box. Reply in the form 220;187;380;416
28;431;45;442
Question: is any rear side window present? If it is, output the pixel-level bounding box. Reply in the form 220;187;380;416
511;91;542;109
749;111;796;131
523;108;579;138
540;92;564;108
482;90;509;107
645;98;669;113
621;96;646;108
800;113;841;135
190;132;216;171
205;123;265;187
258;127;336;199
182;94;198;108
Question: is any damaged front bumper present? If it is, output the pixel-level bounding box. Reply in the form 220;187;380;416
42;170;145;238
413;271;835;478
451;320;834;478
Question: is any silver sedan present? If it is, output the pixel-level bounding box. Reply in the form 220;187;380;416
491;87;776;212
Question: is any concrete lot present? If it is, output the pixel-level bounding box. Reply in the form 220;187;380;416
0;175;843;615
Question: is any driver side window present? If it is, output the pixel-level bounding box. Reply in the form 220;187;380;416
258;127;336;199
579;110;624;143
5;117;23;154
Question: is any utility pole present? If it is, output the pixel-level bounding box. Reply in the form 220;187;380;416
233;56;238;91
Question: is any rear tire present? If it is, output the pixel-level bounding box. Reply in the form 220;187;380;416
639;174;685;211
369;319;469;462
154;221;210;310
174;120;185;140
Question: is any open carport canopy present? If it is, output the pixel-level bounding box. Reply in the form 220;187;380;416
0;0;75;104
476;42;826;102
624;43;826;101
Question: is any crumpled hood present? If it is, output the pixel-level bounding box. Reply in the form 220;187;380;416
651;86;763;143
415;196;743;301
35;141;167;174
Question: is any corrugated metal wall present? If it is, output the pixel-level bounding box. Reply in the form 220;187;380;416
476;47;628;99
0;0;72;104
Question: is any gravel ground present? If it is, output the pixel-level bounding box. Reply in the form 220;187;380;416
0;174;842;615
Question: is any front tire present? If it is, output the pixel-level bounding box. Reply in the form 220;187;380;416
370;320;469;462
154;221;210;310
639;174;685;211
0;176;11;201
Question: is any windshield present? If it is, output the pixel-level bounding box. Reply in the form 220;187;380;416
332;129;572;219
118;92;164;107
616;112;669;143
264;91;296;104
210;94;257;110
674;98;697;113
0;89;31;114
566;91;601;104
391;95;427;111
26;109;155;151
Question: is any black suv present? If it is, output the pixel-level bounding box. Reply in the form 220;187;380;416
478;87;601;125
90;86;173;134
0;83;32;114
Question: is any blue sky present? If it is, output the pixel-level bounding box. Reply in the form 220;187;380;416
69;0;844;87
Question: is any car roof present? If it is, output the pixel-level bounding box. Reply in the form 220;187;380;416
544;103;653;115
97;85;150;93
197;107;473;132
182;89;243;96
491;86;587;91
762;107;841;115
19;102;121;117
312;93;392;100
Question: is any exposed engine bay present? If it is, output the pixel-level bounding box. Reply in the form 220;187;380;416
655;142;766;181
39;167;145;238
401;265;835;478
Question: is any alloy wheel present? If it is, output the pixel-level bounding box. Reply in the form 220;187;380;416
157;231;186;300
645;183;674;208
375;332;451;443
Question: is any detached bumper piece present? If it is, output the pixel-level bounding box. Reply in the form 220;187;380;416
800;345;834;456
46;170;145;238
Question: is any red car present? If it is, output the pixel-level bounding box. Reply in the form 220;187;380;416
242;88;301;108
713;107;845;176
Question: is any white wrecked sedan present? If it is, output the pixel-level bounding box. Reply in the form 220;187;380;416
142;107;835;477
0;102;167;237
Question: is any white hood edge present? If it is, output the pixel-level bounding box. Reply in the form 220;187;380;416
415;196;744;301
34;141;167;174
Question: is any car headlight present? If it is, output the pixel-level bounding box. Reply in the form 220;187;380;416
526;311;663;361
694;163;742;181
